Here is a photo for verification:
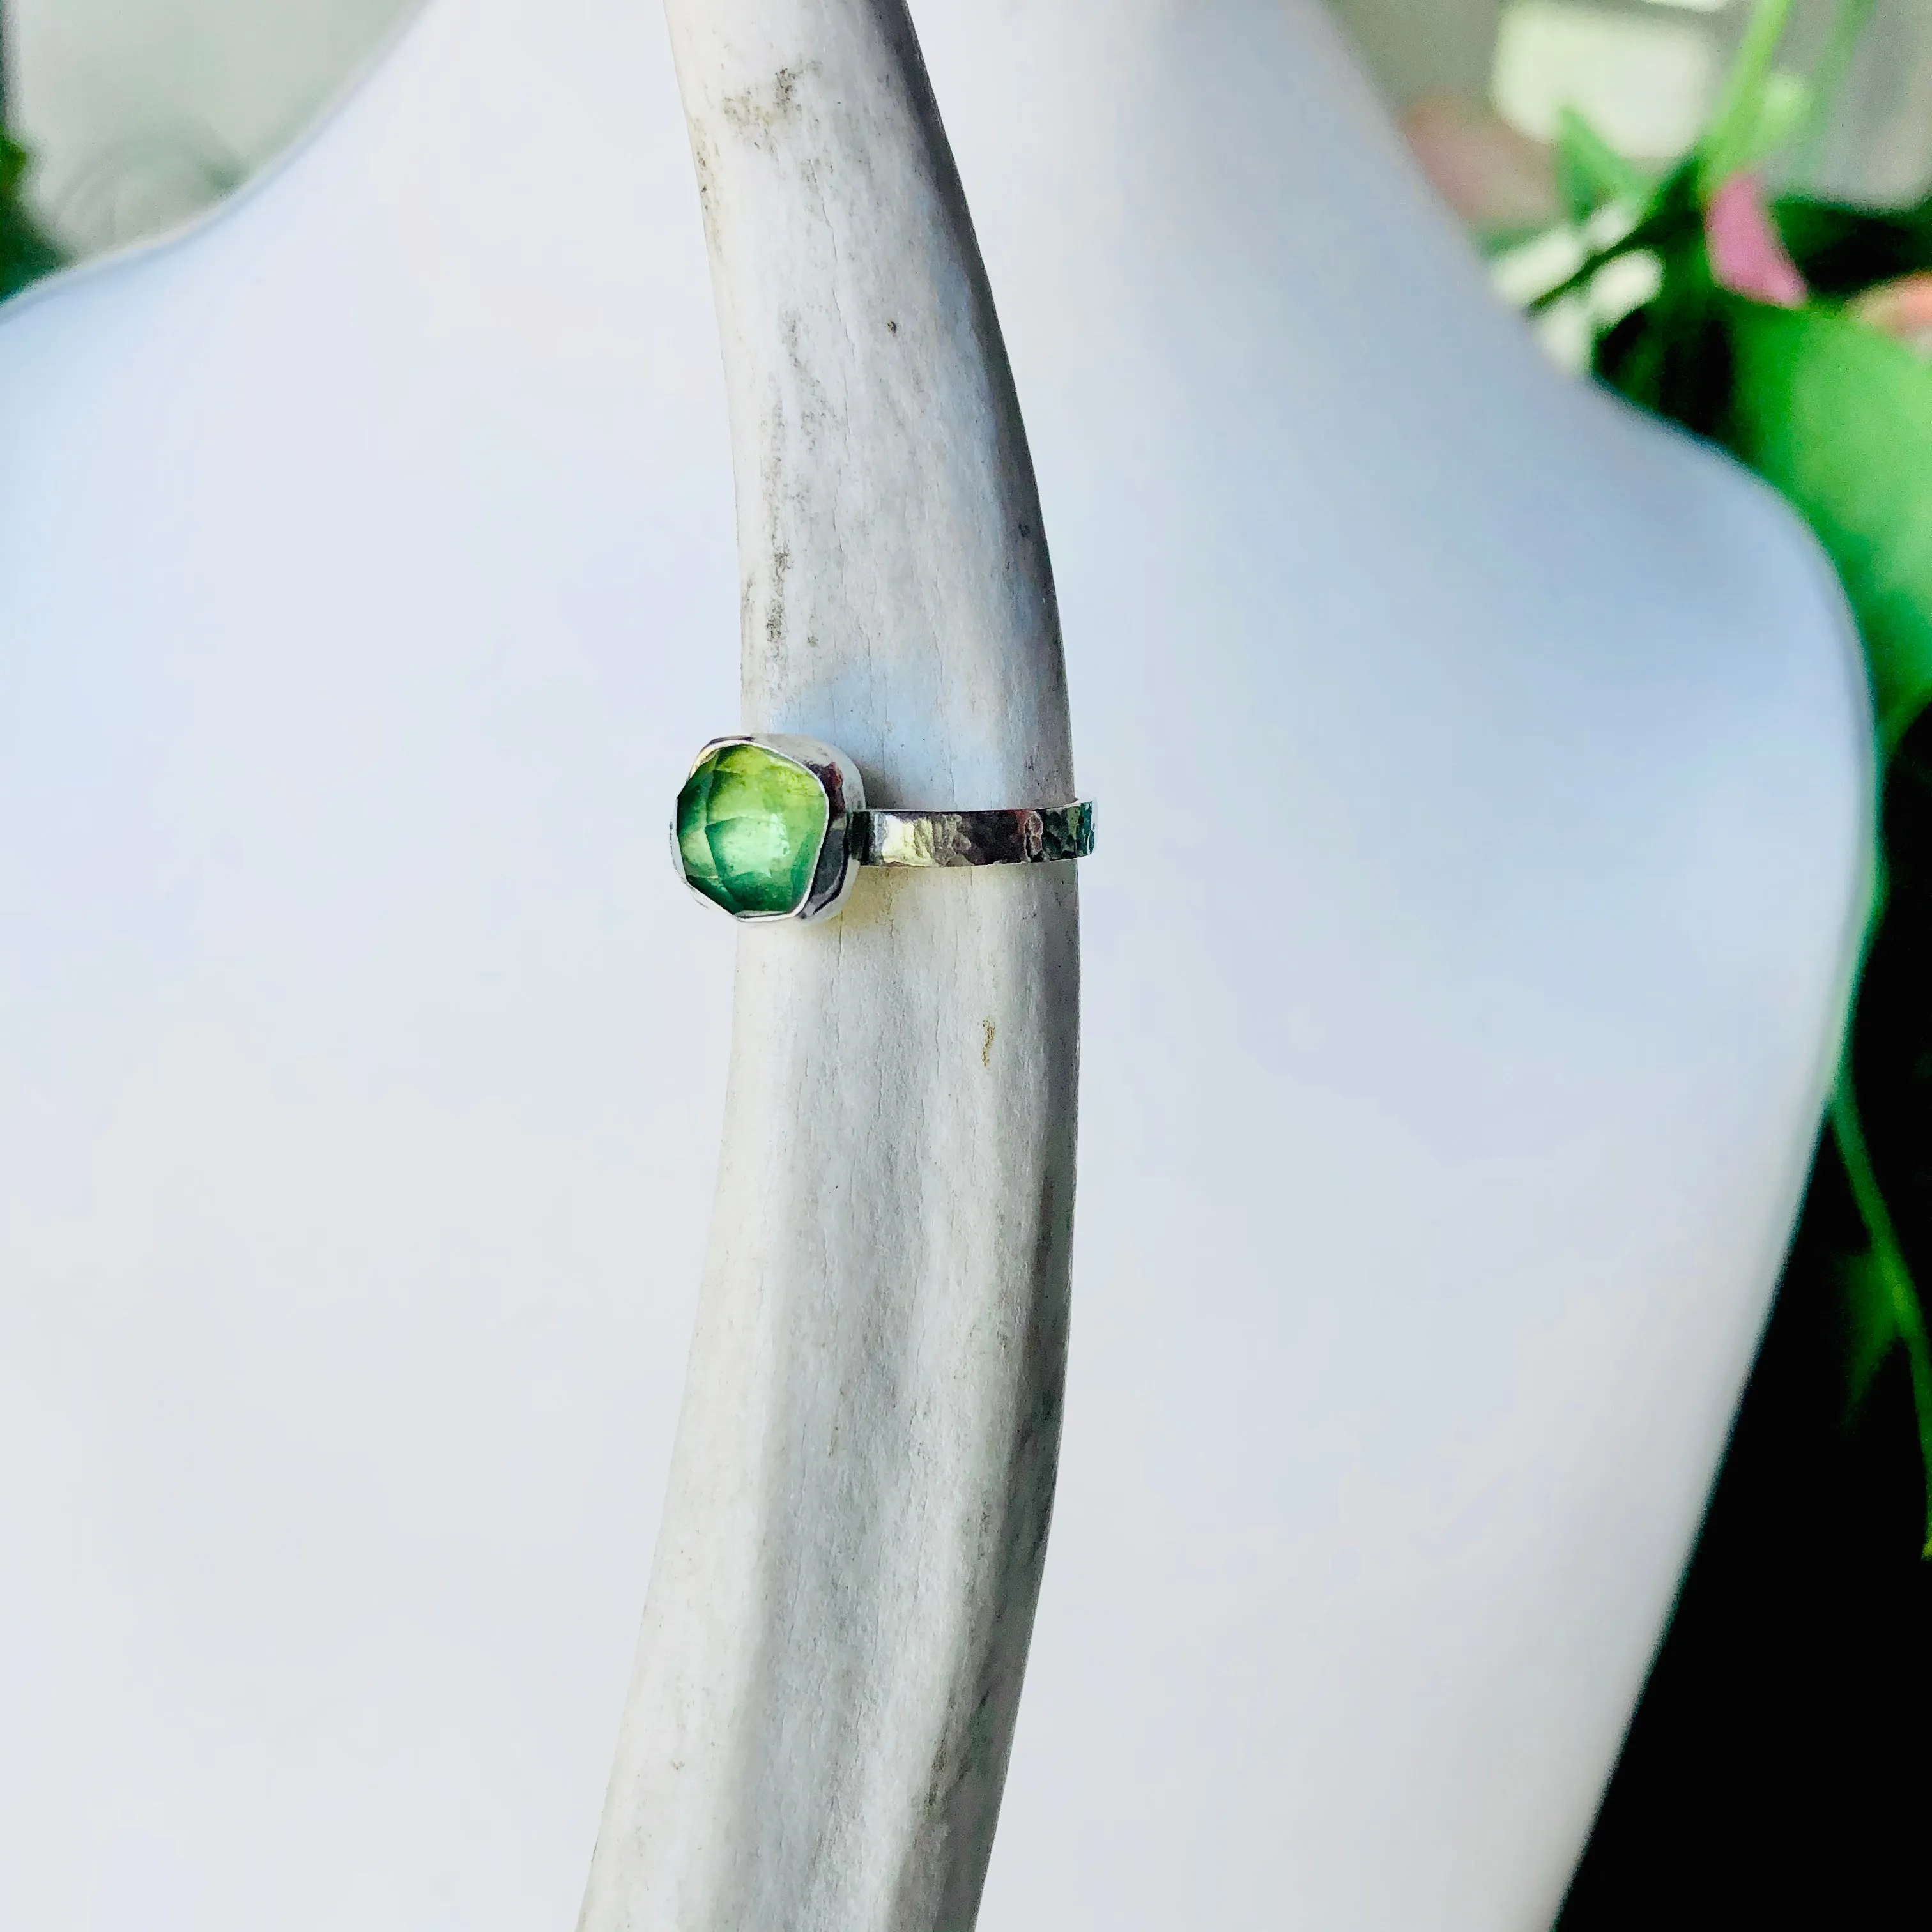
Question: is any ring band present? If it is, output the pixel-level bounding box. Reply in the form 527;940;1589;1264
857;802;1094;868
673;733;1094;923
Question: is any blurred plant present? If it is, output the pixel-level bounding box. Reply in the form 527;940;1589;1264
1507;0;1932;1550
1;130;62;300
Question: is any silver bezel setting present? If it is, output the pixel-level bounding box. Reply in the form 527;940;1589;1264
671;733;866;924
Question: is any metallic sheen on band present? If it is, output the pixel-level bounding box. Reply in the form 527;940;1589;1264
855;801;1096;868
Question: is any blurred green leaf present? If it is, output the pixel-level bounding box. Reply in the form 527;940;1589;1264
1745;72;1814;171
1556;108;1648;227
1724;300;1932;751
1594;235;1731;438
1830;1071;1932;1552
1842;1248;1901;1414
1;133;63;302
1699;0;1799;195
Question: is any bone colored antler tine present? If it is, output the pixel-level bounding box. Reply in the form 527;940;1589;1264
576;3;1078;1927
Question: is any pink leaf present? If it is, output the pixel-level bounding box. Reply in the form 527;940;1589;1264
1705;172;1808;309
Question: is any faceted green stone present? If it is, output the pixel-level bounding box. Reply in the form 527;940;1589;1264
676;742;829;917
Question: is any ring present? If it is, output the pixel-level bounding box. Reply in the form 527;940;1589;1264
672;734;1096;923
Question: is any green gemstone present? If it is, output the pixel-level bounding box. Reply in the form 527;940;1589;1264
676;742;830;917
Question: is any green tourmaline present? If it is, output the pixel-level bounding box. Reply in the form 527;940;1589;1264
676;742;829;917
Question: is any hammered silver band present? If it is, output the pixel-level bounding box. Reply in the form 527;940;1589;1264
856;802;1095;868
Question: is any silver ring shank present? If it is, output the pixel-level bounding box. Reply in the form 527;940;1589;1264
854;801;1094;868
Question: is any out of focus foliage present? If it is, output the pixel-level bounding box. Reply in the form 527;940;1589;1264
1518;0;1932;1548
1;133;61;299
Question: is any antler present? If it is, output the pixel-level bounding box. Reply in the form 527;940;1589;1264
578;2;1078;1925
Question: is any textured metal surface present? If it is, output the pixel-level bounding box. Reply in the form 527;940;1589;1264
857;801;1094;868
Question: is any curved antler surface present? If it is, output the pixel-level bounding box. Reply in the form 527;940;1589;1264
578;3;1078;1926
